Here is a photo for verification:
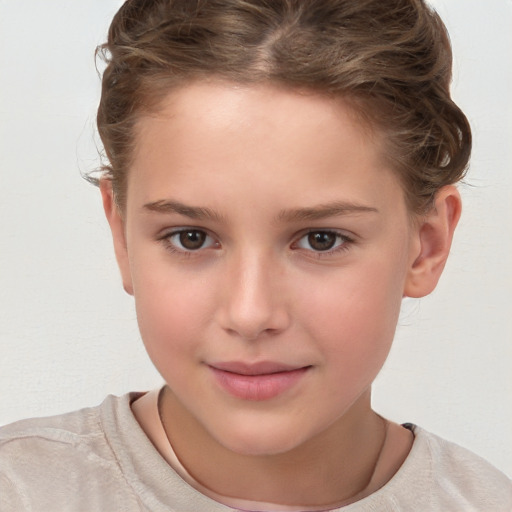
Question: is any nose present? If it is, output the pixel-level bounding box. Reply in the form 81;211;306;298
217;250;291;341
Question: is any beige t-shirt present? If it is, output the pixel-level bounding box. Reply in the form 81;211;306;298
1;392;511;511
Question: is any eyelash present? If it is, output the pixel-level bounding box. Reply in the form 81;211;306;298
159;228;218;257
158;228;355;257
292;230;354;257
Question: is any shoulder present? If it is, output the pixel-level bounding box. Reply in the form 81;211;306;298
401;425;512;510
0;393;145;511
1;399;105;446
349;424;512;511
0;392;137;455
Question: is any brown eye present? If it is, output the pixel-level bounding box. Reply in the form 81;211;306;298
178;230;207;250
164;229;218;254
294;230;351;254
307;231;337;251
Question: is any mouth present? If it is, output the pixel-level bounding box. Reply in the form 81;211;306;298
208;361;311;401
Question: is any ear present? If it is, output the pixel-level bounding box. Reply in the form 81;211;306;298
404;185;462;298
99;179;134;295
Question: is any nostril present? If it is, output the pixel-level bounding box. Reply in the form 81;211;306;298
216;257;291;339
224;326;278;342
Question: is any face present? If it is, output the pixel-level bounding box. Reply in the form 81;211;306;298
108;82;425;456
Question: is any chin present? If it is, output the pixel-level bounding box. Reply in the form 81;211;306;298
211;418;313;457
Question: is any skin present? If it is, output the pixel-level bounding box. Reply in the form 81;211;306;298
101;82;461;507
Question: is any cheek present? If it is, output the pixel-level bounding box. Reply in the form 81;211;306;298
296;259;405;373
130;260;215;367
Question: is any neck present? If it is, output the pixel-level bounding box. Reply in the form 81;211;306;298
159;387;388;508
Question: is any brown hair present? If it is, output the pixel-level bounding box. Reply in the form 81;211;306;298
95;0;471;213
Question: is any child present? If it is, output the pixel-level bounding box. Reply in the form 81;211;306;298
1;0;511;510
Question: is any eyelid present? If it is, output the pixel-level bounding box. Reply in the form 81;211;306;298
157;226;355;257
292;229;355;255
159;226;220;253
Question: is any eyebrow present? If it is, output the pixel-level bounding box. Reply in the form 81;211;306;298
143;199;378;223
277;202;378;222
143;200;224;222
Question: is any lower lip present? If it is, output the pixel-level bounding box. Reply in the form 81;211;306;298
209;366;310;401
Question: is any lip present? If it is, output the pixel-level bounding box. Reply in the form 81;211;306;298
208;361;311;401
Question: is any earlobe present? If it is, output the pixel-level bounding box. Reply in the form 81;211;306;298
99;179;134;296
404;185;462;298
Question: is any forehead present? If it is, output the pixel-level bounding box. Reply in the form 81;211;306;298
138;81;376;142
127;82;403;214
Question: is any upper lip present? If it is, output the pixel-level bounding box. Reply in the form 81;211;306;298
209;361;307;376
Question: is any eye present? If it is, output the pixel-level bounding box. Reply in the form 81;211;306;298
295;230;351;252
164;229;218;252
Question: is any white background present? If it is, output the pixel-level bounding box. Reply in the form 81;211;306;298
0;1;511;476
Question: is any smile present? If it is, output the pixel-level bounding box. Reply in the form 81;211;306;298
208;362;311;401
